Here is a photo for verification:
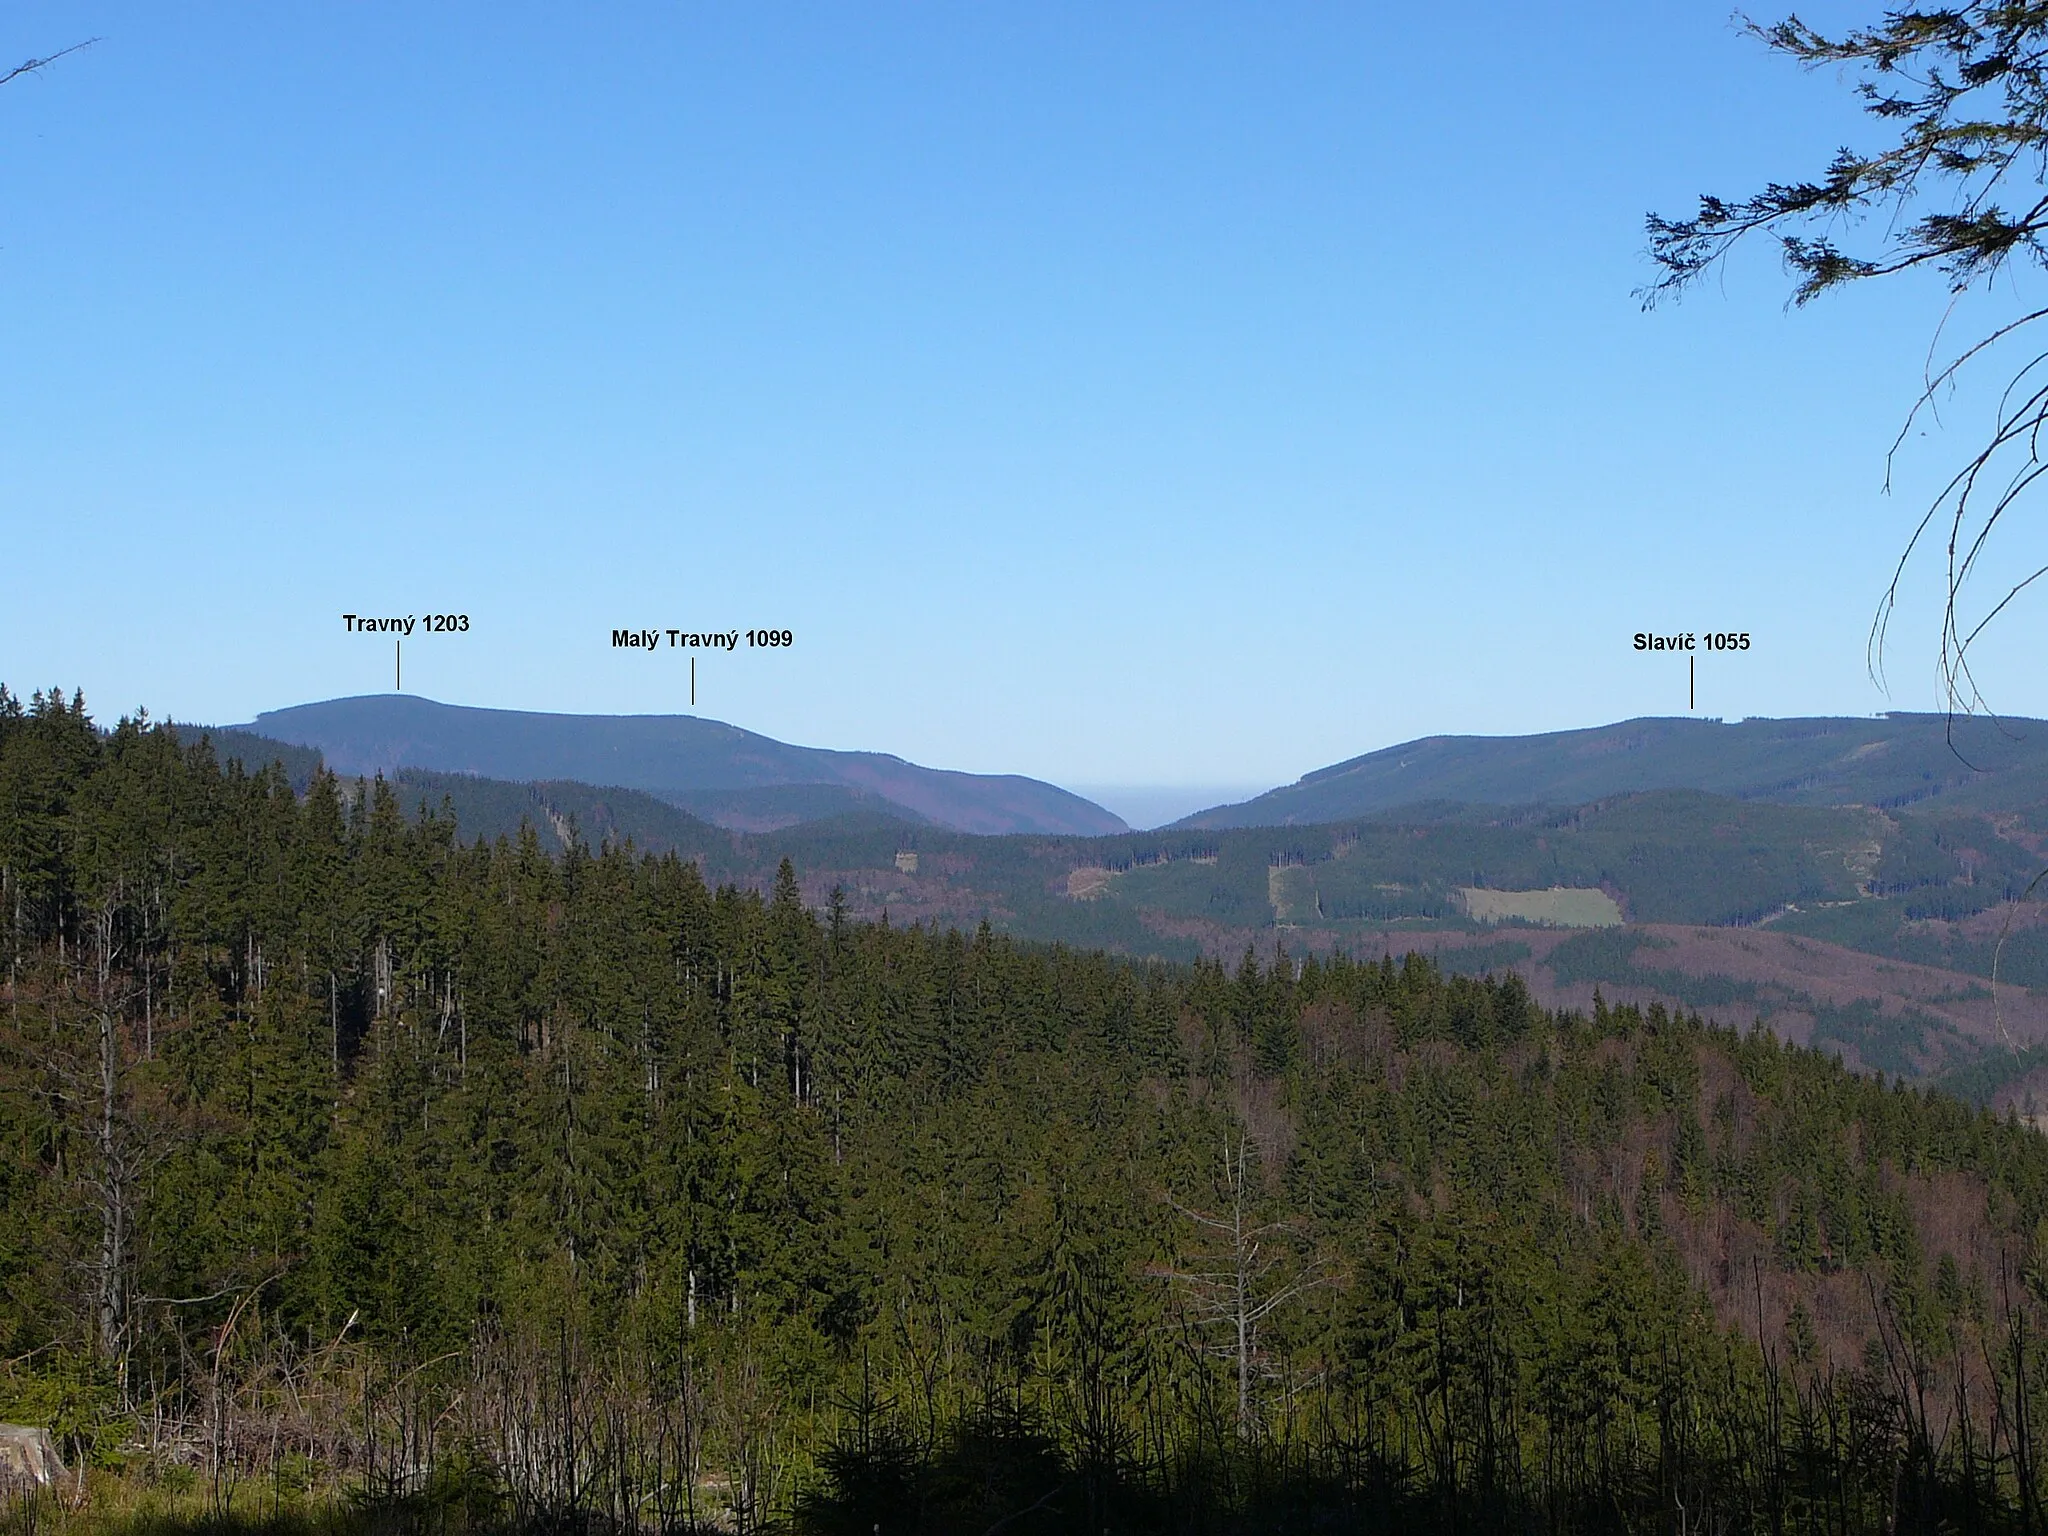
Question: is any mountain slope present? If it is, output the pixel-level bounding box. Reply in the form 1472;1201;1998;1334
1179;712;2048;827
102;709;2048;1088
242;695;1125;836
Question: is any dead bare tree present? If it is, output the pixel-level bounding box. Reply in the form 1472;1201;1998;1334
1159;1135;1327;1439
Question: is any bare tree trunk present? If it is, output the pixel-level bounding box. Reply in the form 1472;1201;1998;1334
93;902;130;1393
1233;1155;1252;1436
95;1004;127;1378
374;936;392;1019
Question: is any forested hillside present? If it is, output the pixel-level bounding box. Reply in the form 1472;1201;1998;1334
1180;714;2048;828
193;721;2048;1034
353;759;2048;1085
13;686;2048;1533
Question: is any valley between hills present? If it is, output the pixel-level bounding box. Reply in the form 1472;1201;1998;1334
198;695;2048;1103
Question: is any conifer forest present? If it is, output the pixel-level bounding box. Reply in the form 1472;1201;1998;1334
13;687;2048;1534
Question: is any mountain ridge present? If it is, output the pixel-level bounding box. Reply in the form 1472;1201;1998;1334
238;694;1127;837
1176;712;2048;827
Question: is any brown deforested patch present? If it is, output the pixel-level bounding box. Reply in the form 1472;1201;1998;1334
1231;1072;1297;1191
1297;999;1394;1076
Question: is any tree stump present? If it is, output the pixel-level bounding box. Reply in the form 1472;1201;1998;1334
0;1425;66;1491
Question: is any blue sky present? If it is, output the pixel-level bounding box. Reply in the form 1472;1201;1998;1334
5;2;2046;802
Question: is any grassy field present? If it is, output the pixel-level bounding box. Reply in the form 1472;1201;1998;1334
1460;886;1623;927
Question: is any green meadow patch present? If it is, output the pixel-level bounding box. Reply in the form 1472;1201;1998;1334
1461;886;1623;928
